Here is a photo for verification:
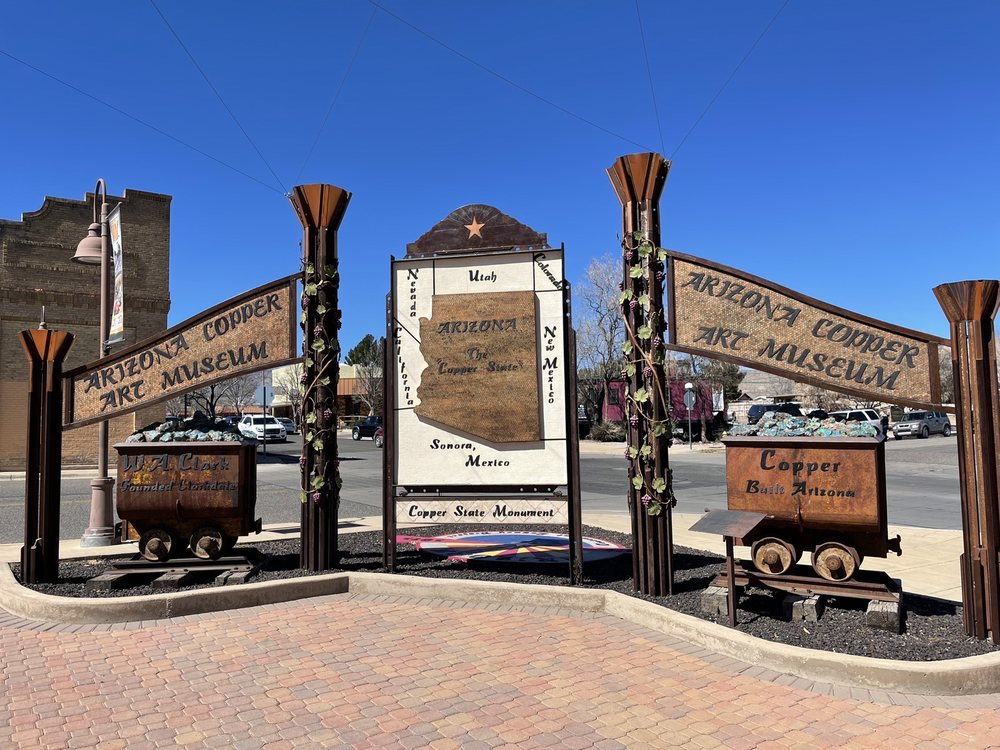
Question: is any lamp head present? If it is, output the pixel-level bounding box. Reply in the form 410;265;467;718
685;382;694;390
73;222;103;264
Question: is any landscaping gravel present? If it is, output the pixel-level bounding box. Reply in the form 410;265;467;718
13;523;999;662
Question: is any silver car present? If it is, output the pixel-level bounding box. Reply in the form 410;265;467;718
892;411;952;439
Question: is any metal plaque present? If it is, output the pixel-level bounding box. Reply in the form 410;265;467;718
65;275;298;428
415;291;540;443
666;252;949;410
115;441;256;537
724;437;885;529
396;498;568;525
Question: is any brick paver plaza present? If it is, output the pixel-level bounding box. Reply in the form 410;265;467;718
3;593;1000;749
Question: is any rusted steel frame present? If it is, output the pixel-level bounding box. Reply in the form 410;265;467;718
39;342;67;582
20;329;73;584
608;152;673;596
383;269;398;571
934;280;1000;641
716;562;901;603
725;537;737;627
563;286;584;585
21;335;44;581
291;184;351;572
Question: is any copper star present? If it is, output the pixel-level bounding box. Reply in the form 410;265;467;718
464;216;485;239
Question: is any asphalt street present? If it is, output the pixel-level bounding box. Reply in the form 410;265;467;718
0;432;960;544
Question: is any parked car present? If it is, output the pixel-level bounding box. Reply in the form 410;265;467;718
828;409;884;435
806;409;829;420
352;415;382;440
238;415;286;442
747;403;803;424
892;411;952;440
276;417;299;435
374;426;384;448
223;415;241;429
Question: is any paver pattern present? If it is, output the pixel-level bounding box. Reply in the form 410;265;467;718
2;593;1000;749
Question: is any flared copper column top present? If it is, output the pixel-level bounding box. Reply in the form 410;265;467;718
934;280;1000;323
290;184;351;231
607;152;671;207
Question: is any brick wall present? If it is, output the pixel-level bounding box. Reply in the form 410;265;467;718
0;188;172;469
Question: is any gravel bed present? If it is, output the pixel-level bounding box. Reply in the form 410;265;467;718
12;523;999;662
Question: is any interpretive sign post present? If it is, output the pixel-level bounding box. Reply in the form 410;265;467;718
290;183;351;573
384;204;583;583
935;280;1000;643
20;326;74;584
608;153;675;597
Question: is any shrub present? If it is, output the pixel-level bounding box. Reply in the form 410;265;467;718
589;421;626;442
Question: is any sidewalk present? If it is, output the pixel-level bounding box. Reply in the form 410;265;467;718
2;588;999;750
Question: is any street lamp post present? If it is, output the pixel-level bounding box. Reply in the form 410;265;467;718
73;179;117;547
684;382;695;451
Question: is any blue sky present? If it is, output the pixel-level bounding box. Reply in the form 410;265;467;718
2;1;997;349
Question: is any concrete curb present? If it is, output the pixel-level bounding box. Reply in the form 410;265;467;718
0;564;348;624
3;563;999;695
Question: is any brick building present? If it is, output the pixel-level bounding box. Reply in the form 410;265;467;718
0;188;171;470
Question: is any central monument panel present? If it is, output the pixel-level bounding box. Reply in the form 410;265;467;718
415;291;540;443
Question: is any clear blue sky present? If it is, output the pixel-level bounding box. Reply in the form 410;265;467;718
2;1;997;349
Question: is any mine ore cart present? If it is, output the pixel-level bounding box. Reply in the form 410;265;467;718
723;435;901;581
115;441;261;561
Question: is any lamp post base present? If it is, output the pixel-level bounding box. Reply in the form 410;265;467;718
80;477;117;547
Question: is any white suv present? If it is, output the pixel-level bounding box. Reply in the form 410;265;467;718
238;415;287;442
829;409;885;435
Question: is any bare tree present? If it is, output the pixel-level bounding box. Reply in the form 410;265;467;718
185;383;228;418
164;394;186;417
273;363;305;421
163;374;261;419
346;335;384;416
803;385;851;411
575;255;625;423
220;374;259;416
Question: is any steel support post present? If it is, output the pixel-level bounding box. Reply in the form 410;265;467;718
290;184;351;572
607;153;674;596
934;280;1000;642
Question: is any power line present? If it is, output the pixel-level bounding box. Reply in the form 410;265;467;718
671;0;791;158
634;0;665;156
149;0;288;194
368;0;652;152
294;4;378;184
0;47;286;195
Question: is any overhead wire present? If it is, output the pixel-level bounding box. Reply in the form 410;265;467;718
670;0;791;158
368;0;652;151
0;47;286;195
634;0;665;156
294;4;379;184
148;0;288;194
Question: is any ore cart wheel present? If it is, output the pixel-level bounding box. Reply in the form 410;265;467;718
750;538;798;575
812;542;862;581
139;529;175;562
190;527;225;560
